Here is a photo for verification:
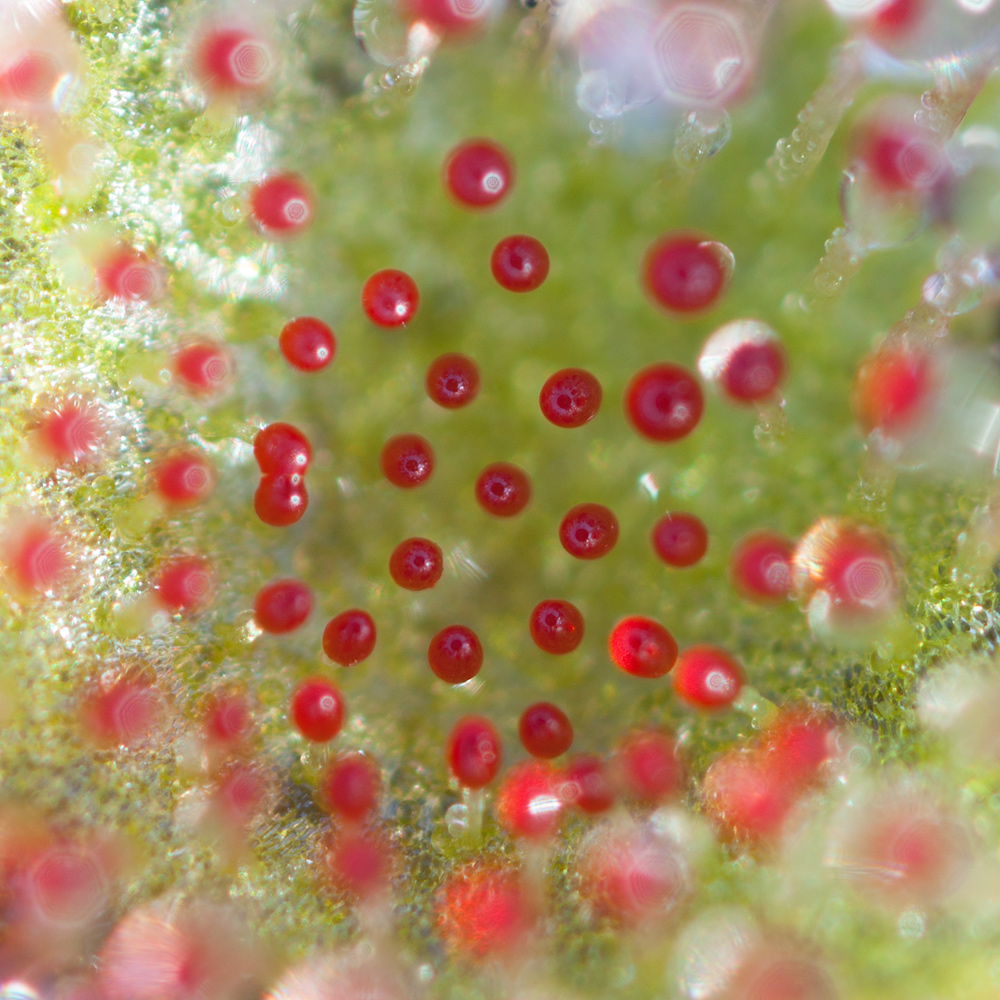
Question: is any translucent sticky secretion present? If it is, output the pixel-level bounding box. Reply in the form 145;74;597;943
651;2;752;109
353;0;411;66
574;6;661;120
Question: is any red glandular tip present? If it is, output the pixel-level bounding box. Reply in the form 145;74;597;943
529;598;585;654
254;422;312;475
642;231;733;314
191;23;275;97
428;624;483;684
290;677;346;743
698;319;786;405
1;518;70;597
852;339;938;443
474;462;532;517
426;352;481;408
491;234;550;293
409;0;498;35
279;316;337;372
625;363;704;442
30;397;104;467
323;609;377;666
153;450;215;507
173;341;233;397
759;707;839;793
100;900;258;1000
202;689;255;749
651;512;708;567
320;752;382;822
580;818;690;926
443;138;514;208
18;839;110;932
539;367;602;428
447;715;503;789
852;108;945;197
94;246;164;303
213;762;272;830
861;0;924;41
362;269;419;327
254;472;308;526
437;865;535;961
559;502;619;559
615;728;684;805
559;754;615;814
381;433;435;488
249;173;314;238
389;536;444;590
725;941;837;1000
496;761;563;841
519;701;574;759
702;748;793;844
609;616;678;678
253;578;313;633
673;645;745;710
792;518;902;636
730;530;795;603
325;827;394;900
153;555;214;613
83;673;165;748
0;27;80;117
827;781;972;907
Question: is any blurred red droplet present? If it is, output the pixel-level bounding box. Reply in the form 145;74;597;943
437;865;535;960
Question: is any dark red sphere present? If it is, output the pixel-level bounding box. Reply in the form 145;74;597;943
279;316;337;372
154;556;214;613
528;599;585;655
559;503;619;560
609;616;678;678
249;173;314;236
651;512;708;567
519;702;573;759
730;531;795;603
153;451;215;506
320;753;381;822
254;473;308;527
560;754;615;814
173;341;232;396
362;269;419;327
474;462;532;517
444;139;514;209
380;434;435;489
721;341;786;404
447;715;503;789
290;677;345;742
323;610;377;666
642;232;731;314
253;422;312;475
389;537;444;591
615;729;683;804
625;363;704;442
426;353;481;409
539;368;602;428
673;645;745;710
491;235;549;293
254;579;314;633
428;625;483;684
192;27;273;95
